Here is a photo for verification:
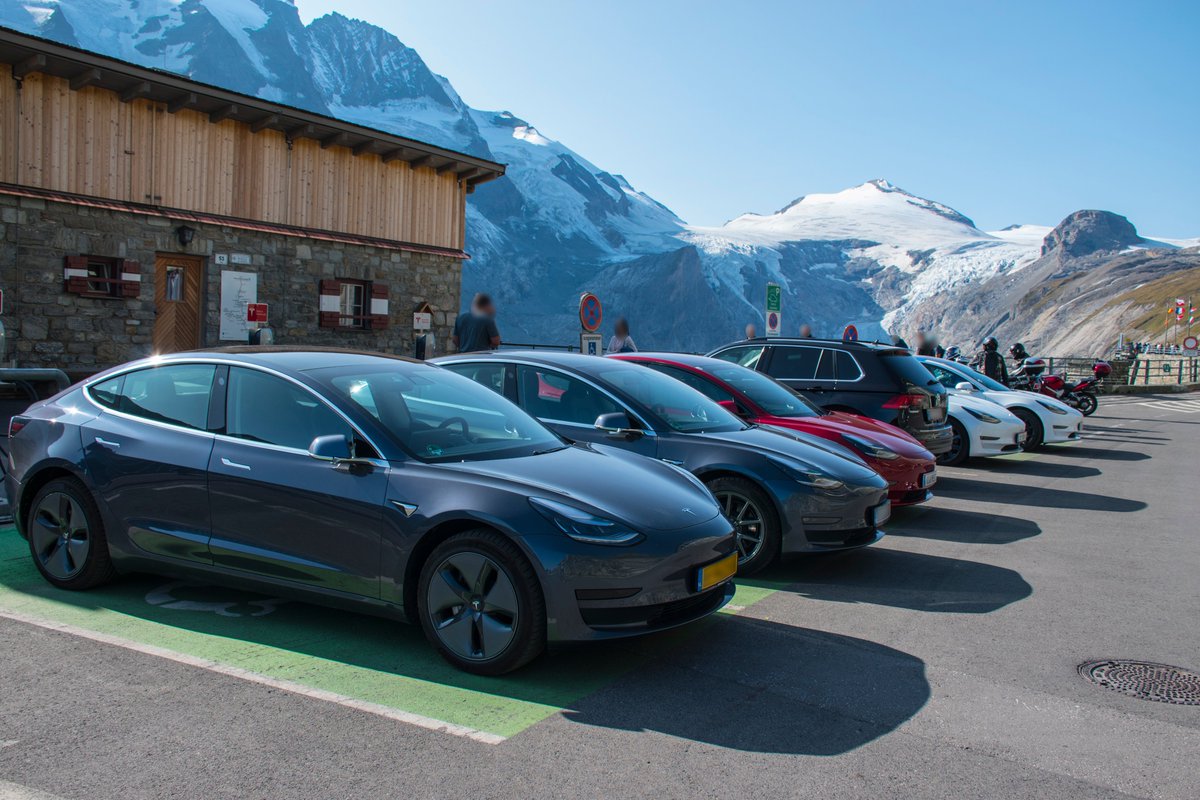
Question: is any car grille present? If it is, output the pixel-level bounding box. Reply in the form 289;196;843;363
580;586;727;629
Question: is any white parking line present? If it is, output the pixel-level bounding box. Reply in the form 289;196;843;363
0;609;506;745
1135;399;1200;413
0;780;71;800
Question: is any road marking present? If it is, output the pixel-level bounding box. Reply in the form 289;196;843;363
0;608;508;745
0;781;72;800
1135;399;1200;413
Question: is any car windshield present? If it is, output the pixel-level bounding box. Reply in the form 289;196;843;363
881;352;944;391
596;364;745;433
706;363;822;418
937;361;1009;392
310;365;563;463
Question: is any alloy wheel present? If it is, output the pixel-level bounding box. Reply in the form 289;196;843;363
425;551;519;662
715;490;765;564
30;492;90;581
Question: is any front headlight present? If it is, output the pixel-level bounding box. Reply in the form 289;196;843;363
771;457;845;491
841;433;900;460
965;407;1002;424
1035;399;1068;415
529;497;643;546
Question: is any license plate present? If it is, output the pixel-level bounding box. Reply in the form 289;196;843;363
919;469;937;489
696;551;737;592
1016;432;1027;443
871;500;892;527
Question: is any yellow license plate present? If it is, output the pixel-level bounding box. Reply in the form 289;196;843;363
696;551;738;592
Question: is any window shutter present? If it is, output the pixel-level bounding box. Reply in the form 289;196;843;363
120;260;141;297
63;255;91;294
369;283;389;330
318;279;342;328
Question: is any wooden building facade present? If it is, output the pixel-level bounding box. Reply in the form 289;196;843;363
0;27;504;375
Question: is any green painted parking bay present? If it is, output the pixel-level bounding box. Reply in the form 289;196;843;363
0;527;776;741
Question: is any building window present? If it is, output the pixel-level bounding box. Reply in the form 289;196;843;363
338;281;368;329
64;255;140;298
86;258;122;297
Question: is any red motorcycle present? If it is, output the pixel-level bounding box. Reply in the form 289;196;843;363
1011;359;1107;416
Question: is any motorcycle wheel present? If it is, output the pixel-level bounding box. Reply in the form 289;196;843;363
1077;392;1098;416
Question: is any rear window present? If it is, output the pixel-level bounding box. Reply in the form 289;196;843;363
881;352;944;392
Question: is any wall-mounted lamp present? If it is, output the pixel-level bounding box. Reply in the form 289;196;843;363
175;225;196;248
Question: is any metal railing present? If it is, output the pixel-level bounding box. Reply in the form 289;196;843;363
1126;356;1200;387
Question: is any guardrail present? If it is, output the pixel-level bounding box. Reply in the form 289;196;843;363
1126;356;1200;387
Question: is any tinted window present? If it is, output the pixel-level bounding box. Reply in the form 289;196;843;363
814;349;836;380
226;367;351;451
926;364;960;389
594;364;743;433
881;352;943;391
517;366;623;426
116;365;216;430
89;375;125;410
643;364;733;404
711;346;764;369
440;362;508;397
706;364;821;418
835;351;863;381
769;346;822;380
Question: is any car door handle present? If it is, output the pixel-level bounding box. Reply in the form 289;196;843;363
94;437;121;448
220;457;252;471
660;458;685;467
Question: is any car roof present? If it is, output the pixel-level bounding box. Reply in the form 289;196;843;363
715;337;904;352
148;346;423;374
436;350;618;371
617;352;734;371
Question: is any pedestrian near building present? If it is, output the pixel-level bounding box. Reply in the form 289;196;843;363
607;317;638;354
452;293;501;353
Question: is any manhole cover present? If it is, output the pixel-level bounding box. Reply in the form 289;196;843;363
1078;660;1200;705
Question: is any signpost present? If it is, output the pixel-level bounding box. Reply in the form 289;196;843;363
842;324;858;341
579;292;604;354
1183;335;1198;357
765;283;782;337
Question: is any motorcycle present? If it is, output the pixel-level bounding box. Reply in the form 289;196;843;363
1010;358;1107;416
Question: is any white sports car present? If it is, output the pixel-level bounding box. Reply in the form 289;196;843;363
937;388;1028;466
919;356;1085;450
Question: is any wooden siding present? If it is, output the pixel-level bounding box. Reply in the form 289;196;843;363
1;69;467;249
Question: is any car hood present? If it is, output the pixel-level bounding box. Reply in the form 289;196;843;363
695;425;885;487
428;443;722;532
983;389;1083;418
763;415;933;461
824;410;925;447
948;391;1024;424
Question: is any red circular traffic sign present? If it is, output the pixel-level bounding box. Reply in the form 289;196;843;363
843;324;859;341
579;292;603;332
1184;335;1198;351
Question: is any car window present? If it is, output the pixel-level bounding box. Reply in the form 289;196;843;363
926;364;959;389
835;351;863;381
226;367;352;451
814;349;836;380
881;353;943;390
89;375;125;410
711;346;764;369
441;363;508;397
707;364;821;418
642;364;733;404
595;364;744;433
517;366;623;426
769;346;822;381
116;364;216;430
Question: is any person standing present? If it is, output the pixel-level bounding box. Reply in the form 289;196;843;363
798;323;813;338
607;317;637;354
744;323;757;339
914;330;936;356
977;337;1009;384
452;293;501;353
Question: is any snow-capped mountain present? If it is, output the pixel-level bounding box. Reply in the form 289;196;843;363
3;1;1195;354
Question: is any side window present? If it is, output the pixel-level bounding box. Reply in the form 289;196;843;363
118;365;216;430
712;346;764;369
226;367;351;451
769;346;822;381
835;351;863;381
517;366;622;426
644;364;733;403
89;375;125;410
928;365;958;389
440;363;508;398
814;350;836;381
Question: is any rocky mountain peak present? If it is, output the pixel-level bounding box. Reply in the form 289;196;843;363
1040;210;1142;257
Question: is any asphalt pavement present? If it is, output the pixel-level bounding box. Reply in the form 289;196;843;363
1;393;1198;799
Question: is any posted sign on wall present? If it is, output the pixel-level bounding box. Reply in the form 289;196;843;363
765;283;782;337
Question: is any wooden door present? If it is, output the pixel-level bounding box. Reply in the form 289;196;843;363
152;254;203;353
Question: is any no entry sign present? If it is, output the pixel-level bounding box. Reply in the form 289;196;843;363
579;292;603;333
1184;335;1198;356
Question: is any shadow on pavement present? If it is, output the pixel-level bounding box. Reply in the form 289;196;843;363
978;458;1101;480
1049;445;1152;461
562;615;929;754
887;506;1041;544
772;547;1031;613
934;476;1147;512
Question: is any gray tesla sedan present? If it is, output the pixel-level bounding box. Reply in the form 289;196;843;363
4;348;736;675
435;351;891;575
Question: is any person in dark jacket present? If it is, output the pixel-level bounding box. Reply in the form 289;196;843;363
978;337;1009;384
914;330;937;357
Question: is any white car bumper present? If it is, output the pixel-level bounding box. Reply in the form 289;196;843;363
968;418;1027;457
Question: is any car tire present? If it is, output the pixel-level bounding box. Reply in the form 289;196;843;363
1012;408;1044;450
26;477;117;590
706;476;780;576
937;418;969;466
417;529;546;675
1076;393;1098;416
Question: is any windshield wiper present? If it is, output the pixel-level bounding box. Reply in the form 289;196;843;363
531;445;569;456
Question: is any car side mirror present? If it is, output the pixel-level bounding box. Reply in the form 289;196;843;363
955;382;976;392
717;399;746;418
308;434;376;470
594;412;643;438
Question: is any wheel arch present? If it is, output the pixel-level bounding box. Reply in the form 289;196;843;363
692;466;786;528
15;463;90;540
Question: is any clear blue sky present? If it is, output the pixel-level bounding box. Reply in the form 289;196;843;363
299;0;1200;237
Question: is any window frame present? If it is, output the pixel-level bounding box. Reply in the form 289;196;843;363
84;363;219;433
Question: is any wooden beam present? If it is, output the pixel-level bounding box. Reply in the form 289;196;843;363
409;154;433;169
286;124;315;141
119;81;152;103
12;53;46;79
209;104;238;123
320;131;350;150
352;139;375;156
381;149;410;164
456;167;483;182
436;160;461;175
69;68;102;91
167;92;198;113
250;114;279;133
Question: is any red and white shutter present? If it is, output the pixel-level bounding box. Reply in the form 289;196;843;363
318;279;342;328
120;260;141;297
63;255;90;294
369;283;389;330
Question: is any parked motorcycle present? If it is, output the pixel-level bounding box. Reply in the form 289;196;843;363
1010;358;1107;416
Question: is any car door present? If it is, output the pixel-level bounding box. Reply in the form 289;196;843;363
514;364;658;458
827;348;867;410
761;345;828;405
81;364;218;564
207;366;389;597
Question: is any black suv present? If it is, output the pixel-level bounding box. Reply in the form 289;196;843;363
708;338;953;455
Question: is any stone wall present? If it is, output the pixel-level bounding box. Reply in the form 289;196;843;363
0;193;462;379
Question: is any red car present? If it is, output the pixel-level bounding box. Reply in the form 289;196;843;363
614;353;937;506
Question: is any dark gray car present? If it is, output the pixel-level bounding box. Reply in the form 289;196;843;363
5;348;736;675
434;351;891;575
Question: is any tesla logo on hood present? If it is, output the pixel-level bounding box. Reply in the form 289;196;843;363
682;507;694;515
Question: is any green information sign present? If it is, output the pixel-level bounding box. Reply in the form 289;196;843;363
766;283;781;313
